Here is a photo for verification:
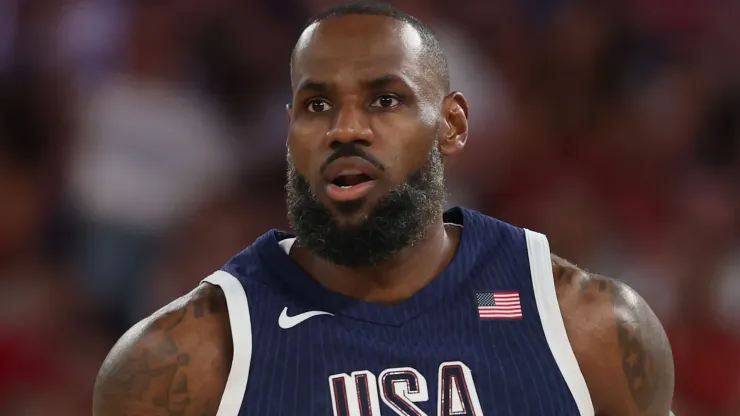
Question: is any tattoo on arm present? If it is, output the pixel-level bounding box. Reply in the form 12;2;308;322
552;257;674;415
553;262;573;284
93;286;229;416
607;279;674;414
614;304;655;411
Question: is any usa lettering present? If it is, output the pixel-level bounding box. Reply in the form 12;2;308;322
329;361;483;416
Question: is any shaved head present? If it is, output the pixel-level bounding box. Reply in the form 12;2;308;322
291;1;449;93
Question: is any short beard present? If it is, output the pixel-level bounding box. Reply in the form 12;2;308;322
286;146;446;267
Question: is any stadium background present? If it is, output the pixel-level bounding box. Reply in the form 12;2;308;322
1;0;739;414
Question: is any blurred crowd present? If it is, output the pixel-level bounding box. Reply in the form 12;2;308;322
0;0;739;414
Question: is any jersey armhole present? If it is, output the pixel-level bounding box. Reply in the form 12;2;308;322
524;229;595;416
202;270;253;416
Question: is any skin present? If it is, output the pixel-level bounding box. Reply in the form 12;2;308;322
287;15;467;303
92;284;231;416
93;15;674;416
553;255;675;415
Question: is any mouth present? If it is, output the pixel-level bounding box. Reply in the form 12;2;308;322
326;172;378;202
330;172;374;188
323;158;381;202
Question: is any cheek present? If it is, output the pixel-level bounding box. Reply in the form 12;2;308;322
287;121;319;150
382;139;434;184
287;126;325;173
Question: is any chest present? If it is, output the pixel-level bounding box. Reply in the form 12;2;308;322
239;298;578;416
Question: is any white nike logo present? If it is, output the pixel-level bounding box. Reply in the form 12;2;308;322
278;307;333;329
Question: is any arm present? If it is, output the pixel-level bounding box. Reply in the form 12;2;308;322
552;255;675;416
93;284;232;416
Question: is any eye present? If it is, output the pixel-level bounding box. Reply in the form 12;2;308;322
306;99;332;113
371;95;400;109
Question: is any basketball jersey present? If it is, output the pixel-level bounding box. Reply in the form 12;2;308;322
202;207;595;416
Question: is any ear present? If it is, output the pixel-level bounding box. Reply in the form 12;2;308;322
438;92;469;157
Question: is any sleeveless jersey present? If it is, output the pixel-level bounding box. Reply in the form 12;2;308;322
202;207;595;416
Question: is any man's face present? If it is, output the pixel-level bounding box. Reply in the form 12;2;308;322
285;15;466;267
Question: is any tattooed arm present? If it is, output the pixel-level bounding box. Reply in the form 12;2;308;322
93;284;232;416
552;255;675;416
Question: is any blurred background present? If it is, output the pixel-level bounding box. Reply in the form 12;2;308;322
1;0;739;414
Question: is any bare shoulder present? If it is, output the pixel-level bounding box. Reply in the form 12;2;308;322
92;283;232;416
551;254;675;416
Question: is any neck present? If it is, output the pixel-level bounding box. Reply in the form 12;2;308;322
292;218;461;304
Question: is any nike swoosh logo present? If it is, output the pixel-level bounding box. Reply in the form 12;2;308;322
278;307;333;329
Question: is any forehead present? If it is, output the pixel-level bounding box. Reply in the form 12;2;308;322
292;15;426;89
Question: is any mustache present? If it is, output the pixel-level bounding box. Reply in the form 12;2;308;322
319;144;385;176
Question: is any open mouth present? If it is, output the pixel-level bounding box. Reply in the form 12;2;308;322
323;157;381;202
325;173;378;202
331;173;374;188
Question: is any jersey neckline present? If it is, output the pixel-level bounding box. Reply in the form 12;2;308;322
255;206;485;326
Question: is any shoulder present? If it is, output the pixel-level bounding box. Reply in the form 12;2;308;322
551;254;675;416
93;283;232;416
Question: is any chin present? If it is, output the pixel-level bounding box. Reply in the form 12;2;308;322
329;198;373;222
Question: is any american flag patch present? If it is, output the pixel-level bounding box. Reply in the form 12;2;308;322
477;292;522;320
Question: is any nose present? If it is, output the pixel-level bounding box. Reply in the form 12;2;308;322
326;105;373;147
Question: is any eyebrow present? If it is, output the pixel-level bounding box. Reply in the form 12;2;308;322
294;74;412;96
295;80;330;95
364;74;409;91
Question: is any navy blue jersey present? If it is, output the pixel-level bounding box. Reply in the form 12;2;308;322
202;207;594;416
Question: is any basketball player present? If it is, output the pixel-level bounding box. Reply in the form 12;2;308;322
93;2;675;415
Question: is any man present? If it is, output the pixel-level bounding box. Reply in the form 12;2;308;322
93;2;675;415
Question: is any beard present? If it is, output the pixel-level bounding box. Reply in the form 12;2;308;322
285;145;446;267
